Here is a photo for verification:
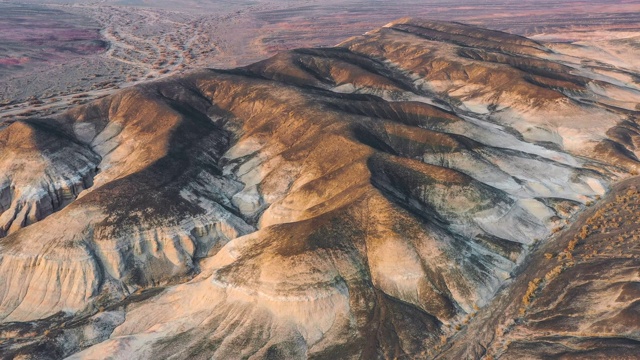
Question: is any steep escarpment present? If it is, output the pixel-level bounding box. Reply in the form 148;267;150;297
1;19;639;359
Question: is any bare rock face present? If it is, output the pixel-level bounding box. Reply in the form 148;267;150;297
1;19;639;359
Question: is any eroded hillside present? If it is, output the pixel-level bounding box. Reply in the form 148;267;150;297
0;19;639;359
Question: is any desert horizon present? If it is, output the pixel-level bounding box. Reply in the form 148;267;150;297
1;1;639;359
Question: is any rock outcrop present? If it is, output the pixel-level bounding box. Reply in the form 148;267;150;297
1;19;639;359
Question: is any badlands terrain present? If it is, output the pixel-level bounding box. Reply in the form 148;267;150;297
1;0;639;120
1;11;640;359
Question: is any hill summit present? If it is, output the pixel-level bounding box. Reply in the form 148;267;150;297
1;19;639;359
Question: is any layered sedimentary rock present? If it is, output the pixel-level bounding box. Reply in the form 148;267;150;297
0;120;100;237
1;19;639;359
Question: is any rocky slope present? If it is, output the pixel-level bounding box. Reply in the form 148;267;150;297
439;176;640;359
0;19;639;359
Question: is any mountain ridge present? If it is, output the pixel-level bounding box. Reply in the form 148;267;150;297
1;18;639;359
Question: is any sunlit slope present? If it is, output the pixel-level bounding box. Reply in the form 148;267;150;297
1;19;639;359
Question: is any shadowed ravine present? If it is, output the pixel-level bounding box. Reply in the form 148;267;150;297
0;19;639;359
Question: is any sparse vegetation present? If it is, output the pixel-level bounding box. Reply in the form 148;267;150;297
520;277;542;315
519;182;640;318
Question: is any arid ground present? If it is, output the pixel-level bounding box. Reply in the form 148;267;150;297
1;3;640;358
1;0;639;120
